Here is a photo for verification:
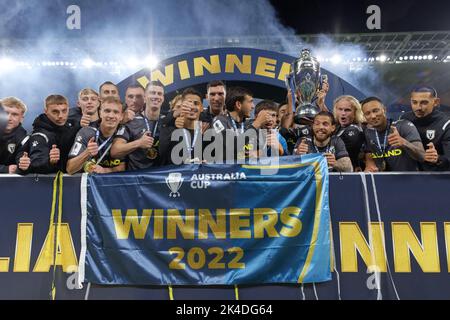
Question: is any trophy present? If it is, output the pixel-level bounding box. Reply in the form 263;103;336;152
0;104;7;137
165;172;184;198
285;49;327;124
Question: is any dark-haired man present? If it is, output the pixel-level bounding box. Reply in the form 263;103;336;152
66;96;126;174
210;86;270;162
200;80;226;124
110;81;165;170
253;100;289;157
361;97;425;172
99;81;120;101
161;88;209;165
401;86;450;171
122;84;146;123
294;111;352;172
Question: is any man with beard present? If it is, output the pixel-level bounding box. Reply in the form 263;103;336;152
294;111;352;172
200;80;226;124
401;86;450;171
21;95;80;174
361;97;425;172
66;96;125;174
0;97;30;173
111;81;165;170
68;88;100;128
333;95;366;171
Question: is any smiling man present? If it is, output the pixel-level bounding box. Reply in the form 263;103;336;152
401;86;450;171
200;80;226;124
67;96;125;174
161;87;209;165
362;96;425;172
111;81;165;170
294;111;352;172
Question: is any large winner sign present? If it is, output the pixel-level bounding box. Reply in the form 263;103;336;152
79;155;332;286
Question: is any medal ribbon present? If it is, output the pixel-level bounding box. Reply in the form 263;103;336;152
374;120;391;155
228;113;245;134
183;125;200;158
94;129;113;164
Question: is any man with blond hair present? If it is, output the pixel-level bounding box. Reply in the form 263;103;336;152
0;97;30;173
333;95;365;170
67;96;126;174
68;88;100;128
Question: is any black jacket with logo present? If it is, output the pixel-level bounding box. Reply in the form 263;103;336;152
0;125;27;173
21;114;80;174
401;110;450;171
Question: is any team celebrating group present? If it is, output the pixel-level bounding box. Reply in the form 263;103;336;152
0;79;449;174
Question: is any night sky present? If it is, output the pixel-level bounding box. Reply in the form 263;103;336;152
270;0;450;33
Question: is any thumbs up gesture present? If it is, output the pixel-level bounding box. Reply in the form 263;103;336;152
49;144;60;165
294;138;309;155
387;126;406;147
175;115;185;129
18;152;31;171
424;142;439;163
80;113;92;127
87;137;99;157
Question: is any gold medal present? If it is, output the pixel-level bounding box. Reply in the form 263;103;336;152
147;147;158;160
380;160;386;171
83;160;97;173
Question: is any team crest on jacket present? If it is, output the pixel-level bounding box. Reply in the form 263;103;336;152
7;144;15;154
426;130;435;140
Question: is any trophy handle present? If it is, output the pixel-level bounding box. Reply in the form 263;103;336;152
285;74;296;113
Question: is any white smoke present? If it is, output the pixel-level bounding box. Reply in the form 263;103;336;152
0;0;383;130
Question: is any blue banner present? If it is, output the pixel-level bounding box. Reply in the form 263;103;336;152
1;172;450;299
79;155;332;285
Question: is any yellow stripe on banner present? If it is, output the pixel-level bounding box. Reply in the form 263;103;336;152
48;172;59;300
329;223;335;272
298;161;324;283
242;162;311;170
168;285;174;300
234;285;239;300
50;172;64;300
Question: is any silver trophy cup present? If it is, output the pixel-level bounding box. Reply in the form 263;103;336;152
165;172;184;197
286;49;326;123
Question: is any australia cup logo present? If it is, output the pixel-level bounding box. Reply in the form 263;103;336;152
166;173;184;197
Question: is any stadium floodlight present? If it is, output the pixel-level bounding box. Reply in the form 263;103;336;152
145;55;159;69
0;57;17;73
331;54;342;64
379;55;387;63
82;58;96;68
